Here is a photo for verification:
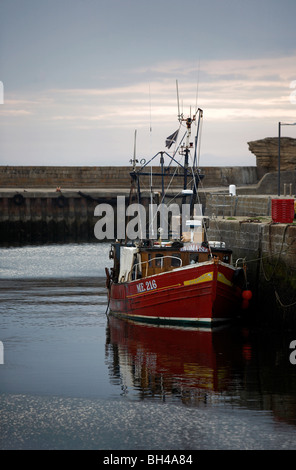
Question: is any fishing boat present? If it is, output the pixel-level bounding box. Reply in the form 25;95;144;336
105;97;251;327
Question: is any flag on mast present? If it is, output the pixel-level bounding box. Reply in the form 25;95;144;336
165;129;179;149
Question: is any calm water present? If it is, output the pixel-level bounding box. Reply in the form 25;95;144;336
1;243;296;450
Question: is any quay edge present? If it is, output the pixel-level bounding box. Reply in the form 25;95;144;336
207;216;296;327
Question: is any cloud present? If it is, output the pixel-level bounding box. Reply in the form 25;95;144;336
1;53;296;166
0;109;32;116
3;53;295;127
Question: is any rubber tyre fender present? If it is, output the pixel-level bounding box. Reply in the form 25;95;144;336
13;194;25;206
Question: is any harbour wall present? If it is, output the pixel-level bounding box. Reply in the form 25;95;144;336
0;189;279;244
207;218;296;326
0;189;121;244
0;165;258;189
0;163;263;244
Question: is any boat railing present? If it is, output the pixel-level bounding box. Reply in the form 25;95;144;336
129;256;183;280
235;257;246;268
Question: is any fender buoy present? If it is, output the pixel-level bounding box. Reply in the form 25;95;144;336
242;290;253;301
241;290;252;309
56;195;66;208
13;194;25;206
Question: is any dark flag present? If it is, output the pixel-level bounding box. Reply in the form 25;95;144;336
165;129;179;149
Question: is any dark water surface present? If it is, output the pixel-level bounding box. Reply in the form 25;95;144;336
1;243;296;450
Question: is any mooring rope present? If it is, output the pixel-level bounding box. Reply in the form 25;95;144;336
260;224;289;282
274;290;296;309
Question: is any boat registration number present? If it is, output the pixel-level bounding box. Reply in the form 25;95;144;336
136;279;157;293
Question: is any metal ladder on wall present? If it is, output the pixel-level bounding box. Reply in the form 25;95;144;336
208;193;232;219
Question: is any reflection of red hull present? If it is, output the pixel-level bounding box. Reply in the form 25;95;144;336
109;260;243;326
107;315;244;395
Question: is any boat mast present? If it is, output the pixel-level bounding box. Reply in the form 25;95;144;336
128;82;204;241
176;91;203;218
132;129;137;171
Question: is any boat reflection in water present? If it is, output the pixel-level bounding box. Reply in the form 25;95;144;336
105;313;247;404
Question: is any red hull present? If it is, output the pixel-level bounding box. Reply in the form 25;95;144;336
108;260;243;326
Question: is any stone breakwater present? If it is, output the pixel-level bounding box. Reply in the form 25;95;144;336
248;137;296;179
0;165;258;189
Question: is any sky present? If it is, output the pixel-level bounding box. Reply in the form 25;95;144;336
0;0;296;168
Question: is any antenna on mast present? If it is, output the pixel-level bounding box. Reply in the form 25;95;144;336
195;59;200;115
176;79;182;122
130;129;138;170
149;83;152;134
133;129;137;169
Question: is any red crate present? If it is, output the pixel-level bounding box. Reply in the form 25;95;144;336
271;198;295;223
